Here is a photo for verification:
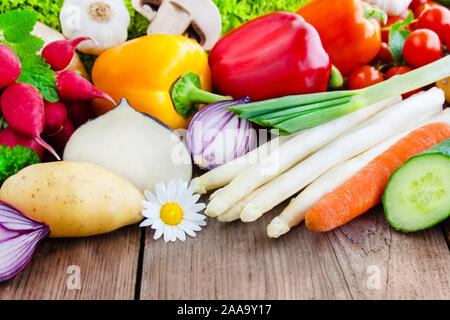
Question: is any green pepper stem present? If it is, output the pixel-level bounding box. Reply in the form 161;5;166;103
186;86;232;104
363;5;387;24
328;65;344;89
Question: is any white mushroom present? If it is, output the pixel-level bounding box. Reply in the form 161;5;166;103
132;0;160;21
133;0;222;51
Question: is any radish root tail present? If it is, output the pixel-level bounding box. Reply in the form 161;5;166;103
35;136;61;161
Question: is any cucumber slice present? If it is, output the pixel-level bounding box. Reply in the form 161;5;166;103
383;139;450;232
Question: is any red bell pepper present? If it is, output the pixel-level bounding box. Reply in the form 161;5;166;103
209;12;331;102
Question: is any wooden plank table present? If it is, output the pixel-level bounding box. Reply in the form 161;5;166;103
1;191;449;300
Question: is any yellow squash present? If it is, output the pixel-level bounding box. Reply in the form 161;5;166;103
91;34;212;129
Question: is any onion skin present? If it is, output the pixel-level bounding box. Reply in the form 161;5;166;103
0;201;49;282
187;98;256;170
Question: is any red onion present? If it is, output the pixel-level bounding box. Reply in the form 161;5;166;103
0;201;49;282
187;98;257;170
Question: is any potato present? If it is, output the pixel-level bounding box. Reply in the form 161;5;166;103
0;161;144;238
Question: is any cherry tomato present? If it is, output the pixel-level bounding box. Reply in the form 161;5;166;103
375;42;394;63
416;6;450;42
413;1;443;18
403;29;442;68
386;66;421;98
410;0;428;10
348;66;384;90
382;9;410;42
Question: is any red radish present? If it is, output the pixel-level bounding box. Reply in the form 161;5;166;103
56;70;115;104
44;101;68;135
46;118;75;152
0;127;45;160
67;101;92;128
0;45;21;89
0;83;60;160
41;37;90;71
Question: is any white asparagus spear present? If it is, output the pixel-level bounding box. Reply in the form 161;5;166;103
267;107;450;238
205;97;401;217
191;135;291;194
217;188;263;222
239;88;445;223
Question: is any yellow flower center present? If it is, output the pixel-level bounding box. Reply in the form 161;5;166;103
160;203;184;226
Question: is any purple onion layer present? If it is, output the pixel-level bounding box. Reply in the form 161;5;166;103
0;201;50;282
187;98;257;170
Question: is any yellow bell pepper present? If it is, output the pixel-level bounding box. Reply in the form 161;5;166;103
91;35;213;129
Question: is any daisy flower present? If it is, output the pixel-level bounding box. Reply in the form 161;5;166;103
140;179;206;242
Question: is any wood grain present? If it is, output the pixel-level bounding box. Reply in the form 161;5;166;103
442;219;450;245
1;185;449;300
0;225;141;300
140;198;346;300
140;200;450;300
327;206;450;300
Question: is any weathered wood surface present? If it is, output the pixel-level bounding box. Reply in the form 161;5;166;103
140;204;450;300
0;226;141;300
0;189;449;300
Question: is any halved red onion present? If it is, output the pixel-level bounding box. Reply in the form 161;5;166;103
0;201;49;282
187;98;257;170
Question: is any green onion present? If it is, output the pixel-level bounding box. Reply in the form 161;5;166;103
226;55;450;135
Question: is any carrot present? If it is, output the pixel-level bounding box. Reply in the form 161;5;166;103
305;122;450;232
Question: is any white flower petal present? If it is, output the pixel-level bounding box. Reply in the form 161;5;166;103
166;180;177;202
142;209;160;220
175;181;189;203
153;228;163;240
163;225;172;243
189;203;206;213
156;182;166;204
144;190;158;204
181;219;202;232
178;220;197;237
165;226;178;242
139;219;153;227
173;226;186;242
142;200;151;209
184;212;207;221
151;219;164;230
197;220;207;227
181;193;201;209
186;184;195;197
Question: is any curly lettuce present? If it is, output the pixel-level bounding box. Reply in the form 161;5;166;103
0;0;308;37
0;0;309;71
214;0;310;34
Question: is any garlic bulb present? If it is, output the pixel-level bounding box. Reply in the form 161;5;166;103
60;0;130;55
366;0;412;16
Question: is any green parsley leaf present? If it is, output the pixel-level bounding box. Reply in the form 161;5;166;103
0;10;58;102
17;56;59;102
389;11;414;64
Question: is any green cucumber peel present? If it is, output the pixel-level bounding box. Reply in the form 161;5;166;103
383;139;450;233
